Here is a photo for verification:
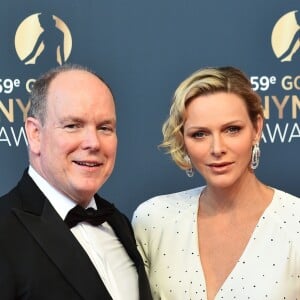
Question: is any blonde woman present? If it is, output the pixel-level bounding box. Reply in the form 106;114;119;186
132;66;300;299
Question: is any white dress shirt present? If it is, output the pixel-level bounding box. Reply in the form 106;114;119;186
29;166;138;300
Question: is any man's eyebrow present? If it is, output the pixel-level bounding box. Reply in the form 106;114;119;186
102;118;116;123
59;116;84;123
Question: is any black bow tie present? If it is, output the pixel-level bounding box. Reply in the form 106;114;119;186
64;202;115;229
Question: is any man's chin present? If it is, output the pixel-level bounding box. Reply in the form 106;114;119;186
71;188;98;204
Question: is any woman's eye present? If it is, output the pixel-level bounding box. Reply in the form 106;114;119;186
227;126;241;134
192;131;206;138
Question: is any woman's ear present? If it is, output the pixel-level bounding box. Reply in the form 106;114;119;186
254;114;264;144
25;117;42;155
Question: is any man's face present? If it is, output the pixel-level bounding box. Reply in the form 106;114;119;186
28;70;117;205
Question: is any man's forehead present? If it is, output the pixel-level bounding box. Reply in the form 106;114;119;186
48;70;111;97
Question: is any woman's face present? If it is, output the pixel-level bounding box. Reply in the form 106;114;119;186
183;92;262;189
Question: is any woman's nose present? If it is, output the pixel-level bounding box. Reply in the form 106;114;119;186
211;134;226;156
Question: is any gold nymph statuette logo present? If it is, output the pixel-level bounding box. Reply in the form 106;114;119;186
15;13;72;65
271;10;300;62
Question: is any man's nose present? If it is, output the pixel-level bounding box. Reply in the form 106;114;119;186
81;127;101;151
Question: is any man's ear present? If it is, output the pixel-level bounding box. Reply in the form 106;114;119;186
25;117;42;155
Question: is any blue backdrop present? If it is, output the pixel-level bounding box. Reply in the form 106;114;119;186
0;0;299;217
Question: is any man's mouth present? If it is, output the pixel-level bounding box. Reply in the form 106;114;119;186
74;161;101;167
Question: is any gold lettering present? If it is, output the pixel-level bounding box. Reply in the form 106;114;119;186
262;95;270;119
0;99;14;122
292;95;300;119
271;95;289;119
26;79;35;93
281;76;293;90
16;99;30;122
294;75;300;89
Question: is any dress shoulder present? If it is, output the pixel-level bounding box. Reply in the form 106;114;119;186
270;188;300;243
133;186;203;221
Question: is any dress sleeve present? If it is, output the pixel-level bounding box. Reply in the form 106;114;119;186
131;203;152;275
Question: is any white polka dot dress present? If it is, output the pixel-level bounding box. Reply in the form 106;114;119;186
132;187;300;299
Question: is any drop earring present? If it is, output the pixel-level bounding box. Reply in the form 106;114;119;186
184;155;194;177
251;143;260;170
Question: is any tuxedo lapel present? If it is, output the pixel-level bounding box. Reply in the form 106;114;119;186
13;172;112;300
95;195;153;300
95;195;138;262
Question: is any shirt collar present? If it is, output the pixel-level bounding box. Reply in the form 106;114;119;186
28;166;96;220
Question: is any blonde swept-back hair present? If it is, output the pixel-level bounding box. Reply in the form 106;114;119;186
160;66;264;170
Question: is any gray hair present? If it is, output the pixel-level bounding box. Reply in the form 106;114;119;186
28;64;112;125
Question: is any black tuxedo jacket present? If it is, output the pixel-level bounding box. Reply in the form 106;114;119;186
0;170;152;300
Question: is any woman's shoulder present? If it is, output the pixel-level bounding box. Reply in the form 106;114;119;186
132;186;204;221
270;188;300;239
273;188;300;206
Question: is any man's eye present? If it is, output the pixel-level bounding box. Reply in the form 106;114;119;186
64;124;80;131
99;125;115;134
100;126;111;131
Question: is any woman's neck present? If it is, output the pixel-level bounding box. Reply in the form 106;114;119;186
199;174;272;217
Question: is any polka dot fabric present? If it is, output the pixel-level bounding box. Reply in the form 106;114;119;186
132;187;300;299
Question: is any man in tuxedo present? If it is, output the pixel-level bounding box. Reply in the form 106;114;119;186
0;64;152;300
